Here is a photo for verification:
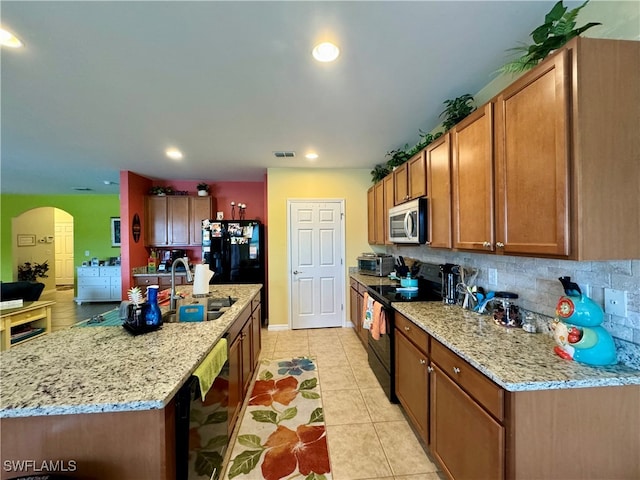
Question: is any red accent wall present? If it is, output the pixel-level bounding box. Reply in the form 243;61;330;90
120;174;267;297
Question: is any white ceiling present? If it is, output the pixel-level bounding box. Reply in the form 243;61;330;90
1;0;591;194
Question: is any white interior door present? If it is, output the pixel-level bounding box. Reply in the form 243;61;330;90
55;221;74;285
289;200;345;329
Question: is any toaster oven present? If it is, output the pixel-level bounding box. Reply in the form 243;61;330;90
357;253;395;277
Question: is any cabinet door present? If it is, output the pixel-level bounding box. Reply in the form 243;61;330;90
394;163;409;205
367;186;376;244
145;196;168;246
349;286;360;333
168;196;190;245
383;175;394;244
408;150;427;199
426;133;452;248
395;330;429;444
430;364;504;480
374;181;385;244
189;197;212;246
452;103;495;252
228;335;243;435
241;319;253;396
495;51;569;256
251;303;262;371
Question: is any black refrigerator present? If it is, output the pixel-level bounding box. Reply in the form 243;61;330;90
202;219;266;323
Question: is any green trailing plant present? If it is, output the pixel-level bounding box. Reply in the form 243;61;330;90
17;261;49;281
498;0;600;74
385;145;412;168
440;94;476;131
370;164;391;183
196;182;210;192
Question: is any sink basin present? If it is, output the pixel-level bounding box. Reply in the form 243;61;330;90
161;307;226;323
162;310;178;323
207;297;237;309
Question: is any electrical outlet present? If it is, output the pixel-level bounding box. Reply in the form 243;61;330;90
85;250;90;257
488;268;498;285
604;288;627;317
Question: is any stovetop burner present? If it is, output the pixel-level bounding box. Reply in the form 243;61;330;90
367;282;442;307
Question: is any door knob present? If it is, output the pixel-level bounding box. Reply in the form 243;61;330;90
293;270;301;275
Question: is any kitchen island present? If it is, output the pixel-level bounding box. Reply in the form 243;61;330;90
0;284;262;480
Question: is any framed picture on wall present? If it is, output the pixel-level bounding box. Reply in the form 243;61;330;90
111;217;121;247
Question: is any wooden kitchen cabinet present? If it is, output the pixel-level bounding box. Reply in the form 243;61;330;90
495;37;640;260
367;186;376;244
394;151;427;205
383;175;394;245
394;313;430;444
349;278;368;346
451;102;495;252
426;133;452;248
227;291;262;435
145;196;212;247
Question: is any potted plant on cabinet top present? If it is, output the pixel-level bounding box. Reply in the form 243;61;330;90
196;183;210;196
440;94;476;132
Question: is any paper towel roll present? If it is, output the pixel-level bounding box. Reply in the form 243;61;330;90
193;264;214;295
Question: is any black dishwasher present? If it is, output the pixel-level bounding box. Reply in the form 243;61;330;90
175;361;230;480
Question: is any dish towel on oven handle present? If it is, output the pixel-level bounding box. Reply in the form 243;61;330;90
361;292;387;340
363;292;374;330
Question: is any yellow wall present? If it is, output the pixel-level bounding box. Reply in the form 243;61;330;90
266;168;372;327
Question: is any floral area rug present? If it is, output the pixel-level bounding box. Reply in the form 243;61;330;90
223;357;332;480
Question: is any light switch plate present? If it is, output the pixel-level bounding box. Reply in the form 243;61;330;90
604;288;627;317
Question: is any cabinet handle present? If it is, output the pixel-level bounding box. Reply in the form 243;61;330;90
419;359;426;365
496;242;505;248
427;366;434;373
483;241;491;248
453;367;461;374
404;326;410;331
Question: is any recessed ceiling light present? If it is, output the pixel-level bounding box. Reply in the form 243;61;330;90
312;42;340;62
305;152;319;160
103;180;119;185
0;28;23;48
165;148;183;160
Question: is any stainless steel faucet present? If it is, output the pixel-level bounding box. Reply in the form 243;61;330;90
170;257;193;311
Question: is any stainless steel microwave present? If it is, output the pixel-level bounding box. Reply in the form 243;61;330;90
388;198;428;244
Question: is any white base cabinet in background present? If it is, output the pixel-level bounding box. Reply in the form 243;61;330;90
76;266;122;304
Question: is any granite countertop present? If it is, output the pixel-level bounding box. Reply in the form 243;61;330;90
393;302;640;392
350;272;399;287
0;284;261;418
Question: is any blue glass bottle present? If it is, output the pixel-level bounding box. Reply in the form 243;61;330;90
144;285;162;326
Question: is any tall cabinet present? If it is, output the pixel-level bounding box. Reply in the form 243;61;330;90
145;195;212;247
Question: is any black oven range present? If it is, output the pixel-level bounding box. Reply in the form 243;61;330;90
365;263;442;402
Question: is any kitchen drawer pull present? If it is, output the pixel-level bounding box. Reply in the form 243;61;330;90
427;366;434;373
404;326;410;331
496;242;505;248
483;241;491;248
419;359;426;365
453;367;461;374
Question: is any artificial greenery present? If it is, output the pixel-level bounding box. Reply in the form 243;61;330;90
17;260;49;281
440;94;476;131
196;182;210;192
148;186;174;195
498;0;600;74
370;164;391;183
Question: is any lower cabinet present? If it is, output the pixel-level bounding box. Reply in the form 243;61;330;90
430;364;504;480
76;266;121;304
349;279;368;347
394;314;429;444
227;292;262;435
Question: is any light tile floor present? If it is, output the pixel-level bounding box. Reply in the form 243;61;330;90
44;293;444;479
259;327;445;480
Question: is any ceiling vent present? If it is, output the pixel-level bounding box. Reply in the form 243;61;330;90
273;151;296;158
72;187;93;191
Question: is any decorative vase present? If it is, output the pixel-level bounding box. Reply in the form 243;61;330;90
144;285;162;326
197;190;208;197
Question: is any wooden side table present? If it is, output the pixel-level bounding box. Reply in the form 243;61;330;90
0;300;55;350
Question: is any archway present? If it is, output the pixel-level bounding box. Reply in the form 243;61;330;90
12;207;75;294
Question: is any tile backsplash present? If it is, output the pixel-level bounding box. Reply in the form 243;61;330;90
386;246;640;370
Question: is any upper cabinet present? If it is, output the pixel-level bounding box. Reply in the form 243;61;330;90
394;151;427;205
452;103;495;252
145;196;212;247
367;180;391;245
426;133;452;249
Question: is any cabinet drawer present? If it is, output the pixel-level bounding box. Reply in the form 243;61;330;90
251;294;261;313
6;307;47;327
77;267;100;277
135;276;159;286
99;267;121;277
431;339;504;421
350;278;358;290
78;277;110;287
395;313;429;352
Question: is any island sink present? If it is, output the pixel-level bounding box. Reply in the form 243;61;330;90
162;297;237;323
